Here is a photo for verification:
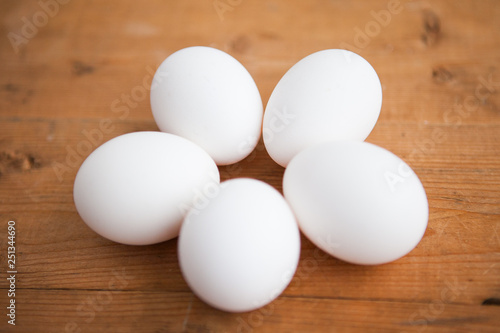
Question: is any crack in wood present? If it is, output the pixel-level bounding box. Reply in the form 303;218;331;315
482;298;500;306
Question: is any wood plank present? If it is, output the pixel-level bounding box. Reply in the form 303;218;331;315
0;209;498;304
6;289;500;333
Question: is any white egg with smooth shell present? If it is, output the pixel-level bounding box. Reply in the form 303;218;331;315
73;131;220;245
178;178;301;313
283;141;428;265
263;49;382;167
150;46;263;165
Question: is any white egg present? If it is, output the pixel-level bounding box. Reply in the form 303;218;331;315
73;131;219;245
263;49;382;167
283;141;428;265
150;46;263;166
178;178;300;312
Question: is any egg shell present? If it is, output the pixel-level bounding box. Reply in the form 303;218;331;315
263;49;383;167
178;178;301;313
283;141;428;265
73;131;219;245
150;46;263;165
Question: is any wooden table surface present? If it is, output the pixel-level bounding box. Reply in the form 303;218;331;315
1;0;499;332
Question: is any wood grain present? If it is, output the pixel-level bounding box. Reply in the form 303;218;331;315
0;0;499;332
